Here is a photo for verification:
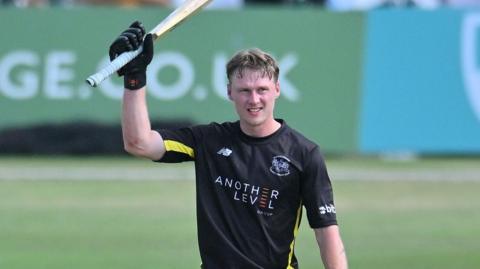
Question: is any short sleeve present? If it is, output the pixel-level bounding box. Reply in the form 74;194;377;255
156;127;197;163
301;147;338;228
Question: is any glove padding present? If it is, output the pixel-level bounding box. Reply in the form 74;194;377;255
109;21;153;90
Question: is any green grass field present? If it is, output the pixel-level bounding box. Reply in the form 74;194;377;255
0;156;479;269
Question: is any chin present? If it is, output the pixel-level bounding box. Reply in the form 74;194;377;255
245;118;265;127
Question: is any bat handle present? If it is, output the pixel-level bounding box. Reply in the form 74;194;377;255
85;45;144;87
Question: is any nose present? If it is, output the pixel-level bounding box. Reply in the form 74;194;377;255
248;91;260;104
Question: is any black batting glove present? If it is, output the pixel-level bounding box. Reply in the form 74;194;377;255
109;21;154;90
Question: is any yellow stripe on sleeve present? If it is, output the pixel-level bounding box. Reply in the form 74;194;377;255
286;202;302;269
164;140;195;158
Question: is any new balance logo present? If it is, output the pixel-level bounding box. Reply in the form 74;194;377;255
217;147;232;157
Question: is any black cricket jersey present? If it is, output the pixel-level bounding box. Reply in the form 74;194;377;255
156;119;337;269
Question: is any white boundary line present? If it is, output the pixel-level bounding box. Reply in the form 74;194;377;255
1;166;479;181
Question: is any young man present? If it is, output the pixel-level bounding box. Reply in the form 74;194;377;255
110;21;348;269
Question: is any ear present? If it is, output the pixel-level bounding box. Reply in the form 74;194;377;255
274;80;280;98
227;83;233;101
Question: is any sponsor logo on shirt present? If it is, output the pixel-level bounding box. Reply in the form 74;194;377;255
217;147;232;157
214;175;279;216
269;155;291;176
319;204;336;215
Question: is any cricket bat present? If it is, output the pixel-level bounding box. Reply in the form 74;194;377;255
85;0;212;87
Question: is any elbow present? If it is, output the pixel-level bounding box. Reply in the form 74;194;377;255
123;139;149;157
122;131;165;160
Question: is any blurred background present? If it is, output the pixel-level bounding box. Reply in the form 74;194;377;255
1;0;480;268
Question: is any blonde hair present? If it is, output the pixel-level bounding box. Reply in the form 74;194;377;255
226;48;279;83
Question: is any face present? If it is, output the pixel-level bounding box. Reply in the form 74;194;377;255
227;68;280;137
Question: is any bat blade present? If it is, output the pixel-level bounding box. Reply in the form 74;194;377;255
150;0;212;40
85;0;212;87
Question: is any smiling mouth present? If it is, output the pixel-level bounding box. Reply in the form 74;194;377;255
247;108;262;113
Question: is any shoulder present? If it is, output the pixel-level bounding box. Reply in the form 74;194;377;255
189;121;239;138
282;124;319;152
193;121;237;132
280;123;328;169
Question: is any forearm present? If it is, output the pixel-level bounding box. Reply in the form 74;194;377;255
110;22;163;160
122;88;162;159
315;226;348;269
319;238;348;269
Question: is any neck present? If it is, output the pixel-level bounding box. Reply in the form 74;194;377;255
240;119;281;138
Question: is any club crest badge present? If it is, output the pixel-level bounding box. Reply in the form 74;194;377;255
270;155;291;176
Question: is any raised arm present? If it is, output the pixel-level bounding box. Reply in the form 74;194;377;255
109;21;165;160
314;225;348;269
122;88;165;160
